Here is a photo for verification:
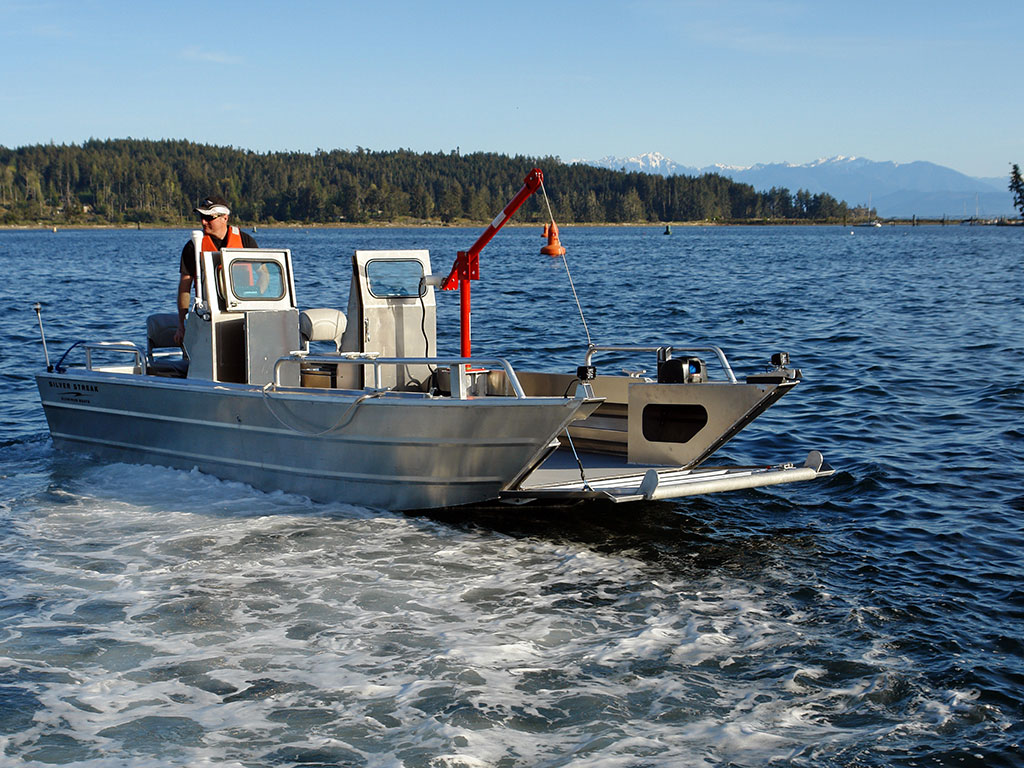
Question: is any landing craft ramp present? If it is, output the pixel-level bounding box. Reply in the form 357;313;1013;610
503;450;833;504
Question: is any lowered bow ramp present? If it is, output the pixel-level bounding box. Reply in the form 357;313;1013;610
502;450;833;504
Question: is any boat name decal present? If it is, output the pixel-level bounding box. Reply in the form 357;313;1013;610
48;380;99;404
48;381;99;393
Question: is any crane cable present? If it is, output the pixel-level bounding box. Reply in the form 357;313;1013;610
540;180;595;491
539;180;592;348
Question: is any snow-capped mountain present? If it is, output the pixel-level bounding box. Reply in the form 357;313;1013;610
586;152;692;176
573;153;1014;218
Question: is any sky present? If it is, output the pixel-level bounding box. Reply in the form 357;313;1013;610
1;0;1020;179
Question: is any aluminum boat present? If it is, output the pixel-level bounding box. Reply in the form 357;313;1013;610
34;170;833;510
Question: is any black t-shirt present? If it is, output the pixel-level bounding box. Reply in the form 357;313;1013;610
179;229;259;279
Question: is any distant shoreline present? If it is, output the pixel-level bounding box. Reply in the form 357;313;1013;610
2;218;1019;232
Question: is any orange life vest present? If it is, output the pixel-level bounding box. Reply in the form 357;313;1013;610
202;225;243;252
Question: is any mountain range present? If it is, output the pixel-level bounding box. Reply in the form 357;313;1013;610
573;153;1014;218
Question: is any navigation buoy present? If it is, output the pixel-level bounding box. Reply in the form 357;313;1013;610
541;221;566;257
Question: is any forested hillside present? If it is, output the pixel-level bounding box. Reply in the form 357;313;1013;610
0;139;862;225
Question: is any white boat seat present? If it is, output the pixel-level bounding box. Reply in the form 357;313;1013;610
299;308;347;353
146;312;189;377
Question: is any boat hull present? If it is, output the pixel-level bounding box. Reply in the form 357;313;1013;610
36;371;587;510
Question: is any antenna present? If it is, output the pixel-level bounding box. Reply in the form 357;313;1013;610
33;302;52;371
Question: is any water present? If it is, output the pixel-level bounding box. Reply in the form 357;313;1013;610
1;225;1021;766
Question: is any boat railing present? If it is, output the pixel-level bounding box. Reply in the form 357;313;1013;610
83;341;143;373
584;344;738;384
273;353;529;399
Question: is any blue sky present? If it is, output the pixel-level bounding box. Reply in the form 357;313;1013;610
1;0;1020;178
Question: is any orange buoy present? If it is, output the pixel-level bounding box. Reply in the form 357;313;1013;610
541;220;566;257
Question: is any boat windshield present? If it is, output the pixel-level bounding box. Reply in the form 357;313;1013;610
366;259;424;298
228;259;285;300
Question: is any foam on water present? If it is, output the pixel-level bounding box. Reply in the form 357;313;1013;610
0;461;996;766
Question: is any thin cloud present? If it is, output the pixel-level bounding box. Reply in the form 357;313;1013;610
30;24;72;38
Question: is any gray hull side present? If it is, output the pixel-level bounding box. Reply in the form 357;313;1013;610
36;372;582;510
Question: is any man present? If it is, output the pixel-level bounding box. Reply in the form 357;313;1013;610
174;195;258;344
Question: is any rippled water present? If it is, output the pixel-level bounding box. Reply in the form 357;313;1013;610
1;225;1021;766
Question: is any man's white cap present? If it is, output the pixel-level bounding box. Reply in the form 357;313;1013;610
194;195;231;217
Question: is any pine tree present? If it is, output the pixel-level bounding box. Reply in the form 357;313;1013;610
1010;163;1024;219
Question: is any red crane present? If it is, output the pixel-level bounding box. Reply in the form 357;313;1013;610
441;168;545;357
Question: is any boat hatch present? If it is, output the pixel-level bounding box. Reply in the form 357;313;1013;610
339;250;437;391
502;450;833;503
183;245;301;386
